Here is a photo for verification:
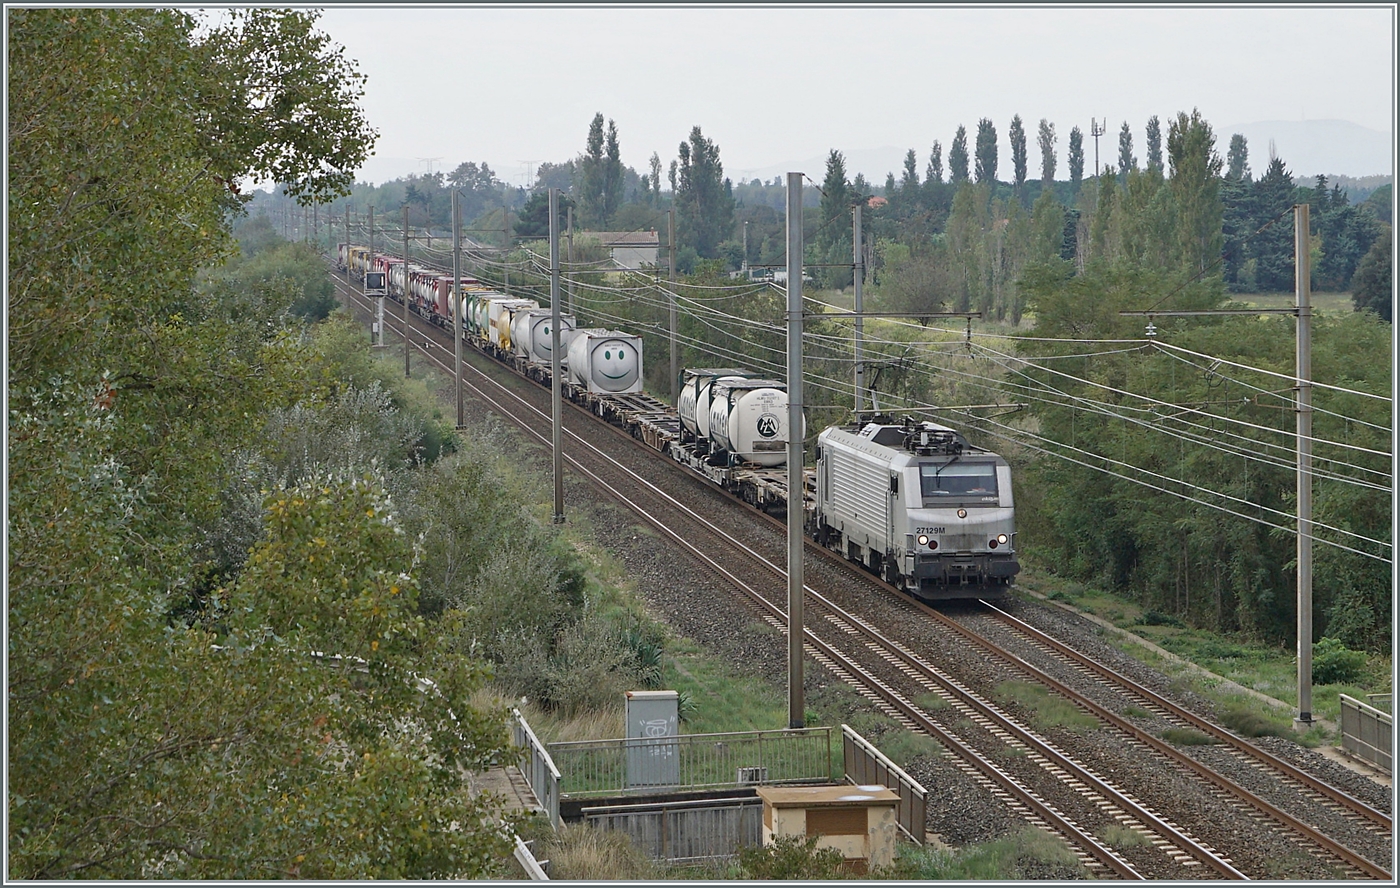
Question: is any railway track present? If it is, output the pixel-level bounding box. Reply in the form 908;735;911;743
329;271;1391;880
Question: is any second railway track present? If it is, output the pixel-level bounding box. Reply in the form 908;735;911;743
331;270;1392;880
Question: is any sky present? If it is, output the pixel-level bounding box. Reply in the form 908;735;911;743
312;4;1396;189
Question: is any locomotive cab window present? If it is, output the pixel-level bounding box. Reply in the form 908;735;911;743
920;461;998;503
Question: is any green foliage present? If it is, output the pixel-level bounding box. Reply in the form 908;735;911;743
974;118;999;184
1218;703;1290;738
734;834;846;880
883;827;1083;880
996;681;1100;732
674;126;736;260
1351;229;1392;322
1160;727;1219;746
1312;637;1370;685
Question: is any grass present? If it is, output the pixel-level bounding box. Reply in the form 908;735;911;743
1016;567;1393;741
1100;823;1153;850
995;680;1101;733
880;825;1084;880
1159;727;1219;746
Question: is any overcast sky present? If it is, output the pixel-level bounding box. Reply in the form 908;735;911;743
314;5;1396;188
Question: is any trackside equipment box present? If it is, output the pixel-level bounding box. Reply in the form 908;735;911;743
625;690;679;788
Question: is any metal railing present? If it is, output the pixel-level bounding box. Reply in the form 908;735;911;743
581;796;763;864
511;709;562;828
1339;694;1392;773
549;727;835;798
842;724;928;844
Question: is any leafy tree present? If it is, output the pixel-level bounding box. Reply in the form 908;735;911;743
1226;134;1251;181
1068;126;1085;197
816;150;854;289
1145;115;1164;175
579;113;611;227
7;10;521;877
901;148;921;193
514;188;576;238
949;124;970;184
975;118;999;184
1221;145;1257;292
1038;118;1057;185
1351;230;1392;321
648;151;664;206
1166;108;1223;274
603;119;624;223
673;126;735;259
1117;120;1137;180
926;140;944;184
1251;156;1297;292
1009;114;1029;204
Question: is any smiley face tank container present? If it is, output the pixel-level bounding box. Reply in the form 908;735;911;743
567;329;644;394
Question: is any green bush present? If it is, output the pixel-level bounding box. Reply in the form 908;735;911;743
735;834;846;880
1140;610;1186;628
1312;636;1369;685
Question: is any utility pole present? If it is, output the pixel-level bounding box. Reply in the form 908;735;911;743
668;208;677;401
1118;202;1315;729
503;204;511;297
1294;202;1314;729
567;205;575;315
742;220;749;279
549;188;565;524
370;206;382;347
453;189;464;429
403;206;412;378
785;171;805;730
1091;117;1107;181
853;202;864;417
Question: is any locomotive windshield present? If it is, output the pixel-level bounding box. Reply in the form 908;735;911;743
920;461;998;503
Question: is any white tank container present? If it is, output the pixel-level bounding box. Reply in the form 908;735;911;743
707;378;792;467
567;330;643;394
510;308;576;365
489;298;539;350
468;292;508;339
679;368;753;441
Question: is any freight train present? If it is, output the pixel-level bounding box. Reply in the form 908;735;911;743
336;243;1018;599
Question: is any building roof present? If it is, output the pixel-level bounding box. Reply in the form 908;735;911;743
587;230;660;247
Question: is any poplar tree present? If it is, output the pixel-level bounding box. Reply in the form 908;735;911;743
1068;126;1085;197
580;113;607;227
1118;121;1137;181
1166;108;1223;274
1145;115;1164;175
1009;114;1029;203
926;141;944;184
949;125;970;184
974;118;998;184
603;118;624;225
674;126;735;259
1038;119;1057;185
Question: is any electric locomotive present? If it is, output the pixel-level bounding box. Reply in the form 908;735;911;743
811;418;1018;600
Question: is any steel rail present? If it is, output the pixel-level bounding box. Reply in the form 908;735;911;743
329;269;1383;879
977;599;1392;832
328;274;1149;878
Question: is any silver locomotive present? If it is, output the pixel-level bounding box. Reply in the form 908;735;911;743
812;418;1018;600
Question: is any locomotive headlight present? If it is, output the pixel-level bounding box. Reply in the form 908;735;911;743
957;508;967;519
917;534;930;547
997;533;1008;545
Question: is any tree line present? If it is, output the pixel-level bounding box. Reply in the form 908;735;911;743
8;9;667;878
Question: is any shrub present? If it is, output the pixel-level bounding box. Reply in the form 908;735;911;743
1140;610;1185;628
735;834;846;880
1312;636;1369;685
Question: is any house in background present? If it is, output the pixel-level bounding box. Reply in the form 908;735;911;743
587;230;660;270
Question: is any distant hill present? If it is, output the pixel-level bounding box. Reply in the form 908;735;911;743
1215;119;1391;179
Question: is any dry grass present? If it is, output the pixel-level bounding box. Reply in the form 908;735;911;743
541;822;661;880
